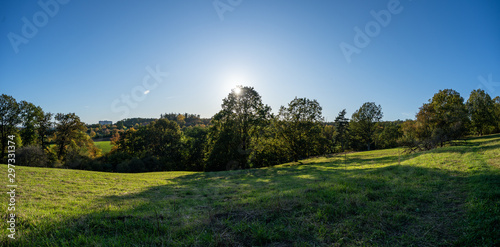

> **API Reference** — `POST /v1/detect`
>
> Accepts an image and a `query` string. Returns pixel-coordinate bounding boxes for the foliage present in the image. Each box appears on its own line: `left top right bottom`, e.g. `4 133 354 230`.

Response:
374 120 403 149
114 119 183 171
50 113 98 170
277 97 324 161
37 111 53 152
160 112 210 128
404 89 469 151
0 94 21 163
19 101 43 146
350 102 383 151
467 89 497 135
115 117 157 128
182 126 208 171
250 120 289 167
205 86 272 170
495 96 500 132
54 113 92 160
334 109 350 152
3 87 499 173
17 145 50 167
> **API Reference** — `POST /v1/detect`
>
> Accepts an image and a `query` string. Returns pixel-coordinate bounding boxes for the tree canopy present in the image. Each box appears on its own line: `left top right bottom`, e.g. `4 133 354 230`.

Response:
350 102 383 151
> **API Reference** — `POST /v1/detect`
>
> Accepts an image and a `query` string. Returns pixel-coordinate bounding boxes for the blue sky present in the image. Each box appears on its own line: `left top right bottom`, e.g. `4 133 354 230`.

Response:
1 0 499 124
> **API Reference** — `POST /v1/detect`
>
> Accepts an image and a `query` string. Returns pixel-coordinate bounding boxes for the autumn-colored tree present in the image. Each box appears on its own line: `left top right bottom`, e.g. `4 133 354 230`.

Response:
54 113 88 160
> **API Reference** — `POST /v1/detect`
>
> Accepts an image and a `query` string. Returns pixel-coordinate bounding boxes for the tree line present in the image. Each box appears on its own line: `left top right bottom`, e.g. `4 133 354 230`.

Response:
1 87 499 172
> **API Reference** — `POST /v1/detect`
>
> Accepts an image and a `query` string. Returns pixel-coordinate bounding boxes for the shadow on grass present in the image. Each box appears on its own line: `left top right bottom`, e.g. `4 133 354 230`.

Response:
6 135 500 246
9 158 500 246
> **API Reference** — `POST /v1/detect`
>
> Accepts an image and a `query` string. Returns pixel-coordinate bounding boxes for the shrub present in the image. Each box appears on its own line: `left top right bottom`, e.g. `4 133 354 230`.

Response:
17 145 49 167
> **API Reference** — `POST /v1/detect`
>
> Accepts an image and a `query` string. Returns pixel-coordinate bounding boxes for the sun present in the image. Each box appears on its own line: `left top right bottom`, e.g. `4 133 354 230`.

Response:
233 87 242 95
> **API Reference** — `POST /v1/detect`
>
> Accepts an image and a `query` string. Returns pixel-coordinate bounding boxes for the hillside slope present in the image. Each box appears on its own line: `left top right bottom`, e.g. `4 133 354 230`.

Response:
1 135 499 246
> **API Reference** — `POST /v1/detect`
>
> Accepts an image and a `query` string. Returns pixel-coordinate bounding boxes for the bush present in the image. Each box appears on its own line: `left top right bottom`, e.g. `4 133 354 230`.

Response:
17 145 49 167
105 151 132 171
116 161 130 173
116 157 145 173
142 155 162 172
64 150 91 170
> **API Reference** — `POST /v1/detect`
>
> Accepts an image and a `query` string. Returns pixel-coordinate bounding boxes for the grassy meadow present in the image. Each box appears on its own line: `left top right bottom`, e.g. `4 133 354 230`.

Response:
94 140 113 154
1 135 499 246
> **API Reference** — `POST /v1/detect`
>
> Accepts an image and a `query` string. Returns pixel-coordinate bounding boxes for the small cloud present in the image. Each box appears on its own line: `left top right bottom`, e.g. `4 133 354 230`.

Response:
144 90 150 95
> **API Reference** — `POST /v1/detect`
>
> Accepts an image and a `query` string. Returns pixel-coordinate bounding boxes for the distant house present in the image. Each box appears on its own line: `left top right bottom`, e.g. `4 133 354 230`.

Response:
99 120 113 125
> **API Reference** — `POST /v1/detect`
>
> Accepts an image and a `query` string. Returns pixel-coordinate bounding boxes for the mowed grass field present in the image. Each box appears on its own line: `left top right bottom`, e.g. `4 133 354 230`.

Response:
94 140 113 154
1 135 499 246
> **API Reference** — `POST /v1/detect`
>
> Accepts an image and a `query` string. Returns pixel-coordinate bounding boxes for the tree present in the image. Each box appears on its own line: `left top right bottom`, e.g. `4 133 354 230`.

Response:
467 89 496 135
176 114 186 128
334 109 349 152
350 102 383 151
114 119 183 171
428 89 468 146
37 112 53 152
495 96 500 133
116 121 124 130
17 145 49 167
204 119 240 171
205 86 271 170
19 101 43 146
277 97 323 162
0 94 21 163
54 113 87 160
405 89 469 151
145 119 183 169
183 126 208 171
374 121 403 149
250 119 289 167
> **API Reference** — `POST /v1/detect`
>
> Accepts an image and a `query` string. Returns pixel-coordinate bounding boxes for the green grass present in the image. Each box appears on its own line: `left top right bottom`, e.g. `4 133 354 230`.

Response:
94 141 113 154
1 135 499 246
